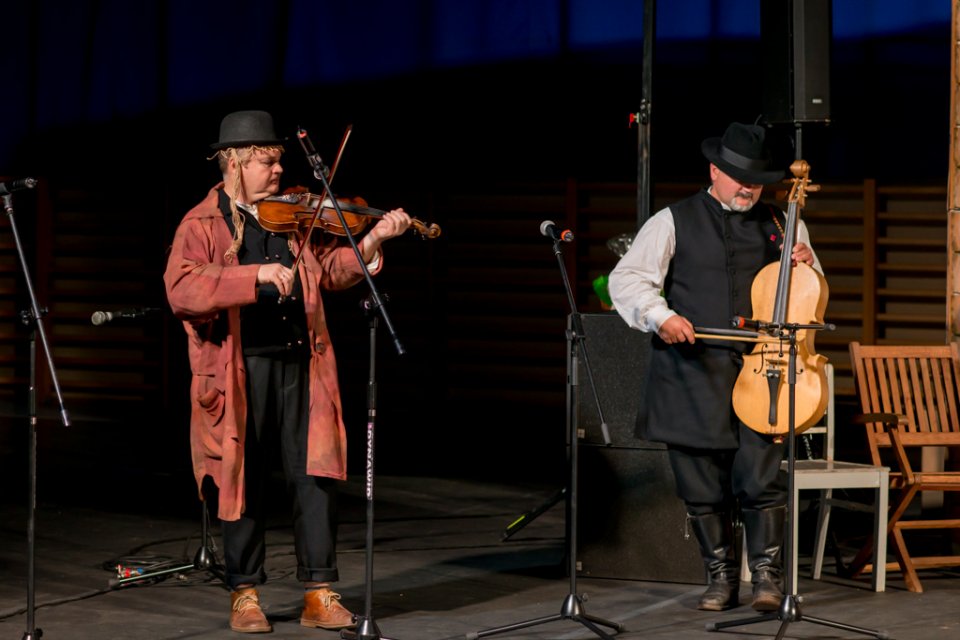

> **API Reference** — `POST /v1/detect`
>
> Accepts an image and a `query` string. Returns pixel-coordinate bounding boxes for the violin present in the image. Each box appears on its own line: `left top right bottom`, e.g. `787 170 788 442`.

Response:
258 186 441 240
729 159 830 437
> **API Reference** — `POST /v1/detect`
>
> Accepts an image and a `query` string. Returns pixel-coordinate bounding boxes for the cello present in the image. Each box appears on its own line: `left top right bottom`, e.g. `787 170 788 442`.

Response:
729 159 829 438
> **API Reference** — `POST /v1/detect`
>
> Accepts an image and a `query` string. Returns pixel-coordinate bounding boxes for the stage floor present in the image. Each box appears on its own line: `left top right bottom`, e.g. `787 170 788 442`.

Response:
1 475 957 640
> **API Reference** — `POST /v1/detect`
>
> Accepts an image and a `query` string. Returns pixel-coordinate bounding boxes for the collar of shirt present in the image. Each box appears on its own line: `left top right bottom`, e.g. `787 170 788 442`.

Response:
706 186 733 212
236 201 259 220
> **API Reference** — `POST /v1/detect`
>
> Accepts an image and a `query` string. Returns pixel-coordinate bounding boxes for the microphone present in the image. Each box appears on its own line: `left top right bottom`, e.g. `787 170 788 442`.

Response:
540 220 574 243
731 316 783 334
0 177 37 195
297 127 329 178
731 316 771 331
732 315 837 333
91 307 162 326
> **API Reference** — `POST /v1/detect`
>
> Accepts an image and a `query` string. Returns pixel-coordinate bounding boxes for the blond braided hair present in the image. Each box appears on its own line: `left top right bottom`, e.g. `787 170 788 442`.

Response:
213 145 285 260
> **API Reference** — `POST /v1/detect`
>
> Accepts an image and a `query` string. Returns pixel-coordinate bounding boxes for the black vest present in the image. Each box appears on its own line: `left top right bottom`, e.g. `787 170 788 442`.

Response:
218 190 310 356
639 189 784 449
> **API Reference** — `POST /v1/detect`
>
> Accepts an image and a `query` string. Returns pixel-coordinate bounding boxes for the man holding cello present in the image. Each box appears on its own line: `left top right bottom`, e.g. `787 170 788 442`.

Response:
164 110 410 633
608 122 821 613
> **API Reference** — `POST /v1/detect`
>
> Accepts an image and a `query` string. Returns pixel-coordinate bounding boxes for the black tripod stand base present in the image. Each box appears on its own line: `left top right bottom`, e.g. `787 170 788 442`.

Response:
341 616 396 640
468 593 622 640
705 595 890 639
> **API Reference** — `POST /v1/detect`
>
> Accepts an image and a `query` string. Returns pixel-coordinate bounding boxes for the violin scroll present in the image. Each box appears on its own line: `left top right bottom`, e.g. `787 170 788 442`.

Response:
411 219 441 239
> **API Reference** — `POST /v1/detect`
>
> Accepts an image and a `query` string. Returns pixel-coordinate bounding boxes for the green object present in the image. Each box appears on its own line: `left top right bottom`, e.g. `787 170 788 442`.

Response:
592 274 613 308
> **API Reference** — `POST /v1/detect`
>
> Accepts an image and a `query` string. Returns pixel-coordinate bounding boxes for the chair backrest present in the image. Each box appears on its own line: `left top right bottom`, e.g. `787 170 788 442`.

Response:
848 342 960 466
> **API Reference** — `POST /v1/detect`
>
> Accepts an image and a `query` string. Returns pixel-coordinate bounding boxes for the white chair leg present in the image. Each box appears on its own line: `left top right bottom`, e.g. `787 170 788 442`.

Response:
873 470 889 592
812 488 832 580
741 534 751 582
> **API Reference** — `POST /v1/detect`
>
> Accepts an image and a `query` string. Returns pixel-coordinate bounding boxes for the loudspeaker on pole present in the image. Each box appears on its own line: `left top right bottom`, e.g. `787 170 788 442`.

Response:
761 0 832 124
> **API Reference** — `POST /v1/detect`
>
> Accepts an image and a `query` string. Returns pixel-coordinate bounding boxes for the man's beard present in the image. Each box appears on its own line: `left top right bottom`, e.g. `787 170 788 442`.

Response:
727 191 756 212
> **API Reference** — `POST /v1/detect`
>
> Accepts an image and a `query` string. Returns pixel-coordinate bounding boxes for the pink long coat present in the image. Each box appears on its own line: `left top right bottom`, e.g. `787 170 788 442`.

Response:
163 185 379 521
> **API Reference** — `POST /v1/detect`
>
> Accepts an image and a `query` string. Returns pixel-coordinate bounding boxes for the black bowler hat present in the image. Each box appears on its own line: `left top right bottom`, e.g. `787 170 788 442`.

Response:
210 110 285 151
701 122 784 185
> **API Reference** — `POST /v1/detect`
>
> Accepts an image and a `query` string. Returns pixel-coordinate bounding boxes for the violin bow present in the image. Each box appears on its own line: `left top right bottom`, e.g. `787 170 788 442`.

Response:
291 124 353 271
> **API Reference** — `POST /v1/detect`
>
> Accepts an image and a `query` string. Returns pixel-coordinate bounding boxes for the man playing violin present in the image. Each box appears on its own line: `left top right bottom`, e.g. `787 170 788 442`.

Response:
164 110 411 633
608 122 821 613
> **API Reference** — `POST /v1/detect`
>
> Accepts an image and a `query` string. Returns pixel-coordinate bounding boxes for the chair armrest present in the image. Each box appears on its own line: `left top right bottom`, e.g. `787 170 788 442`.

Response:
853 412 905 468
853 412 904 429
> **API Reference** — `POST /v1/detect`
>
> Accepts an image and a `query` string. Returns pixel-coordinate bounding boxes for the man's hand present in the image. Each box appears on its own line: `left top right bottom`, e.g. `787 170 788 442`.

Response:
657 315 696 345
791 242 815 267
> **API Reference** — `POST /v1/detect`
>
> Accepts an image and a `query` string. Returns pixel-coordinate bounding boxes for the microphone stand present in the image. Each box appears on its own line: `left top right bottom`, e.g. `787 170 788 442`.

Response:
501 226 611 541
106 496 224 588
5 191 71 640
296 128 403 640
344 294 392 640
468 234 622 640
706 322 887 640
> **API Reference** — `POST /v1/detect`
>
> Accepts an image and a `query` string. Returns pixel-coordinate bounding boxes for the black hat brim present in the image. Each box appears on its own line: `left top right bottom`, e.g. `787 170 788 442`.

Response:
701 137 784 185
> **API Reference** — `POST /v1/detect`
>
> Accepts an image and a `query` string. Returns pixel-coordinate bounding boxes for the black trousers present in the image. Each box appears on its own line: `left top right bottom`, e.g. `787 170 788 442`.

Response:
222 352 339 589
666 423 786 516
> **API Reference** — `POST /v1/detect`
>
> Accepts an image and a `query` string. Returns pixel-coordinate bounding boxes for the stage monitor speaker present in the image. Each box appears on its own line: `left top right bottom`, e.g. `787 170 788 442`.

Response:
573 313 652 448
577 444 705 584
572 313 704 584
761 0 832 124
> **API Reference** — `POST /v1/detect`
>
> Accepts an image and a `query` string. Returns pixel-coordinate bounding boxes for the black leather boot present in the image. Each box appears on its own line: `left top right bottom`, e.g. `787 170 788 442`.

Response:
689 512 740 611
742 506 786 612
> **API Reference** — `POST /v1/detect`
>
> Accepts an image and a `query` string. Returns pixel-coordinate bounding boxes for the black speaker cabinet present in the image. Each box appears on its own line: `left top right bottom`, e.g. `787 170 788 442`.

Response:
574 312 650 448
577 444 705 584
761 0 832 123
572 313 704 583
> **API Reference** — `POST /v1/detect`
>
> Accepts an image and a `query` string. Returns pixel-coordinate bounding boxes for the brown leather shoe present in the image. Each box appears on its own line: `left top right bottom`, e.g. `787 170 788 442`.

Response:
300 587 356 630
230 588 272 633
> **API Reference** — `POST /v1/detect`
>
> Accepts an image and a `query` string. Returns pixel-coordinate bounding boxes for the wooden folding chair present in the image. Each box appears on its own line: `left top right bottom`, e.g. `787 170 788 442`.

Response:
848 341 960 593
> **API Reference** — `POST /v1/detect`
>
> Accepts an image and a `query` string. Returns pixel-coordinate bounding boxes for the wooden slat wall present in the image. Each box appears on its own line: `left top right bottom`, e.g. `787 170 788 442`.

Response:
0 179 170 413
0 178 947 418
949 2 960 340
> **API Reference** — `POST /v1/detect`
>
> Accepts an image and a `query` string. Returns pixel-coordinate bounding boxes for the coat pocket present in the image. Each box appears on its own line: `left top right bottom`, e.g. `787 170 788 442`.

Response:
195 375 225 424
192 374 226 459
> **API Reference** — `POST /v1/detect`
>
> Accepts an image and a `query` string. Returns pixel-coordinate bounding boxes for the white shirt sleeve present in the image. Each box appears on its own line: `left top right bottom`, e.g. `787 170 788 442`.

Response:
608 207 677 333
796 219 823 275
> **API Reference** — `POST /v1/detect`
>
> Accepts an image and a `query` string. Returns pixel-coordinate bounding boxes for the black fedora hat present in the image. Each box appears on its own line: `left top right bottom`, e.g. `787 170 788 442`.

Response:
701 122 784 185
210 110 285 151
